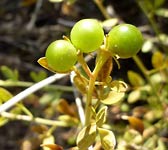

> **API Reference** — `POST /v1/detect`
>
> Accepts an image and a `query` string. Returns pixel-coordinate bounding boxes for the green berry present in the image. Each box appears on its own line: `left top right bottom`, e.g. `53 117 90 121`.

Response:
70 19 104 53
107 24 143 58
45 40 77 73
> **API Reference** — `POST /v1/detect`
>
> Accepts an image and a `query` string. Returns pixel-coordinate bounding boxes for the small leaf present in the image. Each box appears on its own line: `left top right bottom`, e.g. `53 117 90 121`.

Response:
127 70 145 87
155 8 168 18
30 71 47 82
127 90 141 104
141 40 154 53
76 123 97 150
122 116 144 134
0 66 19 81
49 0 63 3
98 128 116 150
73 75 88 94
41 144 63 150
154 0 165 8
58 115 79 126
100 90 125 105
96 106 107 127
42 135 55 150
97 56 113 82
38 57 57 73
151 51 164 68
56 99 77 117
0 87 13 104
102 18 119 31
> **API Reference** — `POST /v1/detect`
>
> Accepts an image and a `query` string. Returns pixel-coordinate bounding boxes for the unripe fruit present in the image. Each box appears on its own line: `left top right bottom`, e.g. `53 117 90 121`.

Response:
107 24 143 58
45 40 77 72
70 19 104 53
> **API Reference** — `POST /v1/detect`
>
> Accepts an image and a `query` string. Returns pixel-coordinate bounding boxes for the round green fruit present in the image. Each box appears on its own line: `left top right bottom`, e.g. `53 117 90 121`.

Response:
70 19 104 53
45 40 77 73
107 24 143 58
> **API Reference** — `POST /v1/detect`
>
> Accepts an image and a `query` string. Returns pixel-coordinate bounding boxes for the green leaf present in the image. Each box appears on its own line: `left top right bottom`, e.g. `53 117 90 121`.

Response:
30 71 47 82
155 8 168 18
0 87 13 104
96 106 107 127
98 128 116 150
77 123 97 150
127 70 145 87
128 90 141 104
142 40 154 53
42 135 55 150
151 51 164 69
154 0 165 8
49 0 63 3
0 66 19 81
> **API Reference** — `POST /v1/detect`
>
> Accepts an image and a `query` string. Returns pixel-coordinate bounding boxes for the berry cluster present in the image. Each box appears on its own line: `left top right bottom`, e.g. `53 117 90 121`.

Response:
45 19 143 73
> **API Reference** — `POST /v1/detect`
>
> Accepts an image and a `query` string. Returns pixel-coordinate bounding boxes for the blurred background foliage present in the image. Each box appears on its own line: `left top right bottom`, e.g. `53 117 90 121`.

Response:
0 0 168 149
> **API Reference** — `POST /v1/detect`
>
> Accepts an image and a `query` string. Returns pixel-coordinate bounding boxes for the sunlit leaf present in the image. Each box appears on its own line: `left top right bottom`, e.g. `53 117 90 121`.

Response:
41 144 63 150
42 135 55 150
128 90 141 104
102 18 119 31
98 128 116 150
100 90 125 105
20 0 37 7
127 70 145 87
151 51 164 68
76 123 97 150
122 116 144 134
141 40 154 53
58 115 79 126
0 87 13 104
96 106 107 127
155 8 168 18
49 0 63 3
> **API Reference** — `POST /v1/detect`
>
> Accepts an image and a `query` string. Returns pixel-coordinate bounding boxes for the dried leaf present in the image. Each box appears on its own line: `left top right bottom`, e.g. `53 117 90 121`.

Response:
77 123 97 150
122 116 144 134
98 128 116 150
127 70 145 87
73 75 88 94
56 99 77 117
96 106 107 127
41 144 63 150
151 51 164 68
42 135 55 150
97 56 113 82
38 57 56 73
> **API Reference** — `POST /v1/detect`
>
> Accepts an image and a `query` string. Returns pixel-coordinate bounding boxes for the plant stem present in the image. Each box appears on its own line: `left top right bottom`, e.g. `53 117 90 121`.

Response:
0 74 66 113
0 80 73 92
85 51 110 126
94 0 111 19
0 112 73 127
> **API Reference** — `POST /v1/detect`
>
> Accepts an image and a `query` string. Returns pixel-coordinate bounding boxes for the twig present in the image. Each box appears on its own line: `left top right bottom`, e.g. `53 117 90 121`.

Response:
0 112 71 127
70 71 85 126
26 0 43 30
0 74 67 113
